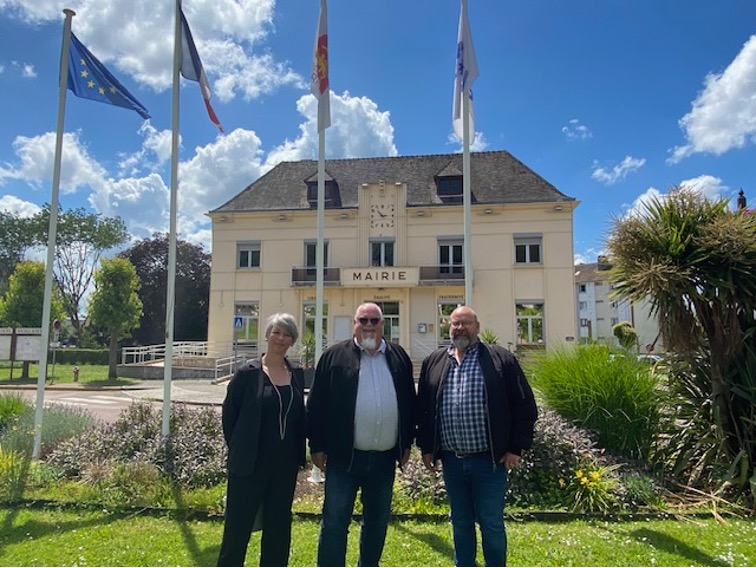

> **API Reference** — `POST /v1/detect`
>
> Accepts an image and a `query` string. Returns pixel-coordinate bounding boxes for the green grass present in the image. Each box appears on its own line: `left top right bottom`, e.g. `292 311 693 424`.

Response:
0 506 753 566
0 363 135 386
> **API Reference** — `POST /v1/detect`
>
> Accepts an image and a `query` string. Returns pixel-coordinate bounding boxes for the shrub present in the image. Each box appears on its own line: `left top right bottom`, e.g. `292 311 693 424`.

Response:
396 448 447 513
560 458 621 513
54 349 111 365
528 344 661 459
47 401 227 488
0 394 27 432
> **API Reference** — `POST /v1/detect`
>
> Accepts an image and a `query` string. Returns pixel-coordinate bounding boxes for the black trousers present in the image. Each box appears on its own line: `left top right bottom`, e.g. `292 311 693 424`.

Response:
217 461 299 566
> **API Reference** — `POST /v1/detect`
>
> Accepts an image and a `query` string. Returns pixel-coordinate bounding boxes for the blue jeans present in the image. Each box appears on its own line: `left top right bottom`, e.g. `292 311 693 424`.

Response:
440 452 508 567
317 450 396 567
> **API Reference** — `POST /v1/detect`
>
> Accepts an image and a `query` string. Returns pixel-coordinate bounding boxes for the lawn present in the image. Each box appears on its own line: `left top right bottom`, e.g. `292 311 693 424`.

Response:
0 505 753 566
0 362 134 386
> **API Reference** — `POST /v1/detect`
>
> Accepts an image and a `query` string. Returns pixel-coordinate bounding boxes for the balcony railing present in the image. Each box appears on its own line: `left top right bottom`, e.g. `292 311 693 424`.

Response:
291 266 341 286
418 265 465 285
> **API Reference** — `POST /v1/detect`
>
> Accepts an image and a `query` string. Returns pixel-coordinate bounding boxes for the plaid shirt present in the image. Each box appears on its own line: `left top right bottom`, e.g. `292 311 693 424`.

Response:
438 342 489 454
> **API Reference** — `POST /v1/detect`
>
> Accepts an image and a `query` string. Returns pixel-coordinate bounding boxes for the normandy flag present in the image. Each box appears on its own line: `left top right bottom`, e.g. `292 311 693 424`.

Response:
67 33 150 119
452 0 478 140
311 0 330 132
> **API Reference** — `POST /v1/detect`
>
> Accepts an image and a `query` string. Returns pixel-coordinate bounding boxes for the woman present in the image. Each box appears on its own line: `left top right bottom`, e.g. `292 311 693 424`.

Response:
218 313 306 567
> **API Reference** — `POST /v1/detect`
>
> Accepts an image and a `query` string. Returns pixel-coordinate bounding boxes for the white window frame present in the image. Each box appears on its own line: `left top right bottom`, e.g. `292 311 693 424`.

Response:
237 242 261 269
516 301 544 345
514 233 542 265
370 239 395 267
438 237 464 274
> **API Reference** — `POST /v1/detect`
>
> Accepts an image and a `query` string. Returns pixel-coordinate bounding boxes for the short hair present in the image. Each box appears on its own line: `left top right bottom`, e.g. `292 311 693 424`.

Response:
354 302 383 321
265 313 299 343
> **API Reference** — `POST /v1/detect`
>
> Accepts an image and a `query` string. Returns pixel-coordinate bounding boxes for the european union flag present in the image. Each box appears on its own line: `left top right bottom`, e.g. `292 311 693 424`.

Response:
67 33 150 120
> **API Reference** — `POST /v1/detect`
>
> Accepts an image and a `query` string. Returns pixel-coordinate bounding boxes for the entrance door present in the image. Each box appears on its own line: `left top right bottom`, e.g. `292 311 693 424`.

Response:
374 301 400 343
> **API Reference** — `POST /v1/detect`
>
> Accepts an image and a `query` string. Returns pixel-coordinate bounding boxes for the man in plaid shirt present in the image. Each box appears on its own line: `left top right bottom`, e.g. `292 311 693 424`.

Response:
417 306 537 567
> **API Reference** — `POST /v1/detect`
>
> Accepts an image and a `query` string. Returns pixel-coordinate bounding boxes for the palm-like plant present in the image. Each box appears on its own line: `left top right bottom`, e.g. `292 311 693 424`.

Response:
607 188 756 500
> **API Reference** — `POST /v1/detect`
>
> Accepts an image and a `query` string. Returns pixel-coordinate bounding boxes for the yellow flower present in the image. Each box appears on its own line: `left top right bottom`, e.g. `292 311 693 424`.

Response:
559 478 566 488
575 470 584 479
590 470 601 481
580 476 590 486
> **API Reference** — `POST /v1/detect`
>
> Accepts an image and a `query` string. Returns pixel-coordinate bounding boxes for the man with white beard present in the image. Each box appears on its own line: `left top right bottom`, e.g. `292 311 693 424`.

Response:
306 302 416 567
416 305 537 567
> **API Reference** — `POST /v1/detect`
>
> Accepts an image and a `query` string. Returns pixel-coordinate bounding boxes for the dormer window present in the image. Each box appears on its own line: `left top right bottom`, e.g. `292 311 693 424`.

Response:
437 176 463 200
306 179 341 208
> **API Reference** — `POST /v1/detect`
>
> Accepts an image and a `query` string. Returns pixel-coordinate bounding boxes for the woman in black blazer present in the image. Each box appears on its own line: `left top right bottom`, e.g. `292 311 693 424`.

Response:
218 313 306 567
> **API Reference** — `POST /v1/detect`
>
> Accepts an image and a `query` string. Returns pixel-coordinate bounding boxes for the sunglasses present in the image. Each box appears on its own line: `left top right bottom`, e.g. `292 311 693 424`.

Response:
357 317 382 326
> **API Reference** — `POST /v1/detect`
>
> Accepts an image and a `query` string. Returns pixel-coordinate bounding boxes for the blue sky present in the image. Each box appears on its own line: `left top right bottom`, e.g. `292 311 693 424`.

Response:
1 0 755 265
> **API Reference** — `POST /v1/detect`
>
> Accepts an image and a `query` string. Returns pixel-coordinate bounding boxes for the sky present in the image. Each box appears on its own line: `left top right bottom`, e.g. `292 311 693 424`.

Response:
1 0 755 266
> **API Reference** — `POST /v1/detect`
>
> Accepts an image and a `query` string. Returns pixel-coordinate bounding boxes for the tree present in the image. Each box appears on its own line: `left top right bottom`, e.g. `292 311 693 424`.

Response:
607 188 756 500
0 211 37 294
0 261 65 378
612 321 637 351
87 258 143 378
32 206 130 338
119 233 210 345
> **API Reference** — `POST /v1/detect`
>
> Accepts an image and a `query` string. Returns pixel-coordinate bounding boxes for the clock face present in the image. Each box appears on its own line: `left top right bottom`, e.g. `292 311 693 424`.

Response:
370 203 395 228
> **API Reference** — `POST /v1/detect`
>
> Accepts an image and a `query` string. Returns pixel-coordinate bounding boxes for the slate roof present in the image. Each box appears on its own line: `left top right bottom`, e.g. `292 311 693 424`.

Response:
574 262 612 284
211 150 576 213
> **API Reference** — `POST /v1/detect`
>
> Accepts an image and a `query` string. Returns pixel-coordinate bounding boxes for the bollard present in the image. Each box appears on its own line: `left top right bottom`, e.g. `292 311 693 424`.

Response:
73 366 80 382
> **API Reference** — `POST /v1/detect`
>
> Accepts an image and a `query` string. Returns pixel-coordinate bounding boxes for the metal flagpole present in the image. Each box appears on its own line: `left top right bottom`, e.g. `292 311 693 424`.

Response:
33 8 76 459
162 0 183 436
462 87 472 306
315 129 325 363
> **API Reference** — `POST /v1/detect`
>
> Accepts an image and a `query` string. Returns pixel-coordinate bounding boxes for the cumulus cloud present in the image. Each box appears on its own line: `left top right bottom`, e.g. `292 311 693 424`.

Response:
669 34 756 163
562 118 592 141
0 194 41 217
265 90 398 167
0 0 299 102
623 175 727 220
591 155 646 185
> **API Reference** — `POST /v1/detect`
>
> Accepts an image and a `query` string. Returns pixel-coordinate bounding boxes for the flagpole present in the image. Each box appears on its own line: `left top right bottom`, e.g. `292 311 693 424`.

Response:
461 0 473 306
32 8 76 459
162 0 182 436
315 130 325 363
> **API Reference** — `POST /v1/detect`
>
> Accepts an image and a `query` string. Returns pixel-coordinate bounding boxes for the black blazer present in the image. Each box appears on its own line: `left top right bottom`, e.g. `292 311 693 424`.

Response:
222 359 307 475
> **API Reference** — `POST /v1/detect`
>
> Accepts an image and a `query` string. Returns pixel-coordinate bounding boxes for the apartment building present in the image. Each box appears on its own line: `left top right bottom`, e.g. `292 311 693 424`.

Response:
207 150 579 360
575 257 662 352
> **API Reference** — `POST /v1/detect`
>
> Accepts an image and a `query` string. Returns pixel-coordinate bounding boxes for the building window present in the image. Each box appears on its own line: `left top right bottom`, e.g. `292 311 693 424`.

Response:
437 301 460 346
579 301 588 311
439 239 463 274
436 176 462 200
303 302 329 340
306 180 341 208
305 240 329 268
610 317 619 326
516 302 544 344
237 242 260 268
370 240 395 267
234 302 259 345
579 284 586 293
514 234 542 264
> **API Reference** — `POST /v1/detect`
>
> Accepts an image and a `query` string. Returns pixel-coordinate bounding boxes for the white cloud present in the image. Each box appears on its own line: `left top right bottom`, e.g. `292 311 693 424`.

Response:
562 118 592 141
0 194 41 217
0 132 108 194
265 90 398 167
624 175 727 219
591 155 646 185
0 0 299 102
669 34 756 163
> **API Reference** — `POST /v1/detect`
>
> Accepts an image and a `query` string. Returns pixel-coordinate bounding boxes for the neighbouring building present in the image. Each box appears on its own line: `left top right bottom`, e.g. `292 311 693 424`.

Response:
207 150 579 361
575 256 662 352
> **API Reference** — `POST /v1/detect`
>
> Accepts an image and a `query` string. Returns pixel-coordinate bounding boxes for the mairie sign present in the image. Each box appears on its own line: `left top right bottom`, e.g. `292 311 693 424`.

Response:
342 267 418 287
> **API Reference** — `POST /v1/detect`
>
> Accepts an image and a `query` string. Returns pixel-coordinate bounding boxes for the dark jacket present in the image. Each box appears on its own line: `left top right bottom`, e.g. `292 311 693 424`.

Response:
222 359 307 475
416 343 537 463
306 339 416 469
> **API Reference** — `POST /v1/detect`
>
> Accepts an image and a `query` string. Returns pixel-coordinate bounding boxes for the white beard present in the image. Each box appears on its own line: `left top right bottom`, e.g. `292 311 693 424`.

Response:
360 337 378 351
452 335 471 350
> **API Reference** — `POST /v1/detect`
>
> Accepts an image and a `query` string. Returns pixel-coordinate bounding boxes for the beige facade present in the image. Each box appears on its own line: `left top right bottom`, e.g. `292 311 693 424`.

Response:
208 152 579 360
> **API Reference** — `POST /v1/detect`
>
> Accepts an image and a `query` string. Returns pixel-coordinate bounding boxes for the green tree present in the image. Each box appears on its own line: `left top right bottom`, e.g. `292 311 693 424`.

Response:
0 261 65 378
32 206 130 339
87 258 143 378
118 233 210 345
612 321 637 351
607 188 756 500
0 211 37 294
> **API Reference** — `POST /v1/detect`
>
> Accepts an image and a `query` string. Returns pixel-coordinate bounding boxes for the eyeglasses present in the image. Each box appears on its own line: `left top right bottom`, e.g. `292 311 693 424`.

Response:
357 317 381 326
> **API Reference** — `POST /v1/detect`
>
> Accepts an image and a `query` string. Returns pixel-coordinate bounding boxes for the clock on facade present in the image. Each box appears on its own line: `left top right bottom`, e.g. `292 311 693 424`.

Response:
370 203 395 228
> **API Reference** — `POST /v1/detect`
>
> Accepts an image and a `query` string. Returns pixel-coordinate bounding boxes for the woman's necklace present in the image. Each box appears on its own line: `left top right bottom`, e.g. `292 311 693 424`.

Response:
270 374 293 440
